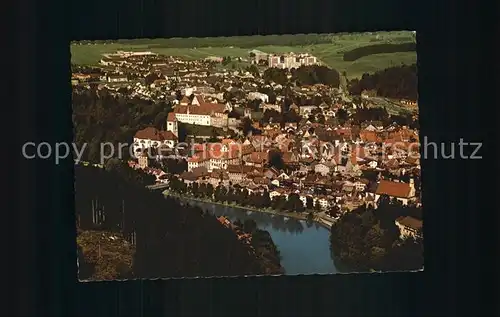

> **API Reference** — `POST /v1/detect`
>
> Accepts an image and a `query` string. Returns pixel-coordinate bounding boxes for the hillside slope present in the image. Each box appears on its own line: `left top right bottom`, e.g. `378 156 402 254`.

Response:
77 229 135 280
75 163 282 279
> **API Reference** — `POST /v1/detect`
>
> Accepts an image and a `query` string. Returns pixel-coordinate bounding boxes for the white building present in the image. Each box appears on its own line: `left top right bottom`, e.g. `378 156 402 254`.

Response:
314 197 329 210
260 103 282 113
395 216 422 239
269 190 282 200
187 143 241 172
107 75 128 82
133 127 178 155
248 92 269 103
299 105 318 117
171 97 228 127
268 53 318 69
173 107 211 126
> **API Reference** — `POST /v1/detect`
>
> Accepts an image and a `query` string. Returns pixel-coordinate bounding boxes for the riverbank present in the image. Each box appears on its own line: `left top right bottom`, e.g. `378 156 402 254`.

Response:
180 194 341 274
211 212 283 274
164 191 334 229
246 227 284 275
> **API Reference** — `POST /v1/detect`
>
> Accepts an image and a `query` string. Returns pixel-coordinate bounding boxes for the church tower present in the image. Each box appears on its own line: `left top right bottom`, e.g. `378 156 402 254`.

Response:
166 113 178 137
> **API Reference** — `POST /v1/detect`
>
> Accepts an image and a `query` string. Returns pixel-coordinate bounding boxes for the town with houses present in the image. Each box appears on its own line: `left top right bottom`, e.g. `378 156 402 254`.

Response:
73 48 422 244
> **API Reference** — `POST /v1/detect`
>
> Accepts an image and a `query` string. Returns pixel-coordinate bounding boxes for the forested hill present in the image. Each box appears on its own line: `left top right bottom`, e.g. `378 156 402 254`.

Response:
76 163 281 279
348 64 417 100
72 89 173 163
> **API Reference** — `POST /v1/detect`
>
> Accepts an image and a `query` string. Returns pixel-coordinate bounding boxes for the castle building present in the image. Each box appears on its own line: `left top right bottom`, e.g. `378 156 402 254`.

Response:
169 94 230 127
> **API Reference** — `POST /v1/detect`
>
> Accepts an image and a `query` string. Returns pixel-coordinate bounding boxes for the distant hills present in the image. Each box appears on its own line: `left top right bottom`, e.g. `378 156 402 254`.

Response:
70 31 416 79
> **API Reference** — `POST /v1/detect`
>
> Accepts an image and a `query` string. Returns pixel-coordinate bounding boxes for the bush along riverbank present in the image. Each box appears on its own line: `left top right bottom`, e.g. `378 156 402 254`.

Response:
179 201 284 274
232 218 284 275
163 190 284 274
329 200 423 273
166 176 333 227
166 190 308 220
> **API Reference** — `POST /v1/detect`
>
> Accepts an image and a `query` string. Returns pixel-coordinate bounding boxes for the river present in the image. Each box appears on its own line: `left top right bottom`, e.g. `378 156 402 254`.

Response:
185 199 341 275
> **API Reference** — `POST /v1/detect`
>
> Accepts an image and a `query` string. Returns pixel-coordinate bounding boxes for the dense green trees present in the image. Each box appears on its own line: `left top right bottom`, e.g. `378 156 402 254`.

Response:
260 109 301 126
238 219 283 274
263 65 341 87
271 195 287 211
76 165 282 279
343 43 416 62
336 108 349 124
170 175 314 214
350 107 417 128
348 64 417 100
239 117 255 136
72 89 174 163
285 193 305 213
161 158 188 174
291 65 340 87
353 107 389 124
89 34 333 49
306 196 314 210
330 201 423 272
263 68 288 85
268 149 285 170
245 64 260 77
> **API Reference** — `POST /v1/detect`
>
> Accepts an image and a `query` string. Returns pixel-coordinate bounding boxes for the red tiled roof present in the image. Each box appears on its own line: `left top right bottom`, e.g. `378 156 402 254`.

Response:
193 95 205 104
360 130 378 143
167 112 177 122
336 128 352 136
375 180 412 198
227 165 264 174
396 216 422 231
385 158 400 169
253 177 269 185
241 144 255 155
190 142 244 161
173 103 226 116
134 127 177 141
350 145 367 164
282 152 299 163
246 151 268 164
187 156 208 163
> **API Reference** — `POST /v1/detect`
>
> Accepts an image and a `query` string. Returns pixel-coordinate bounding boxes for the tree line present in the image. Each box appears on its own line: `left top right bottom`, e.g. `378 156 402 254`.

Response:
351 107 419 129
169 175 339 217
330 196 423 272
263 65 340 87
108 34 334 49
76 162 282 279
250 106 418 133
348 64 418 100
72 88 174 163
261 63 416 100
343 43 416 61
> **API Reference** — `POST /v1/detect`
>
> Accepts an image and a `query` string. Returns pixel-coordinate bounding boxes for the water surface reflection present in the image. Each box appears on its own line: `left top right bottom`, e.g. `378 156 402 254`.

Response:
187 200 339 275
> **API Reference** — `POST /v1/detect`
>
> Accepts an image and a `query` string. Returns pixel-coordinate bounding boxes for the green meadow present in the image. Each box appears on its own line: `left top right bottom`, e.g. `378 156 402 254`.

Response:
71 31 417 79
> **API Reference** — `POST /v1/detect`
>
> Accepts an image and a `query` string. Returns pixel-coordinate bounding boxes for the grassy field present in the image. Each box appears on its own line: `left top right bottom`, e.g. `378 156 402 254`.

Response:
71 31 416 79
368 97 416 116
